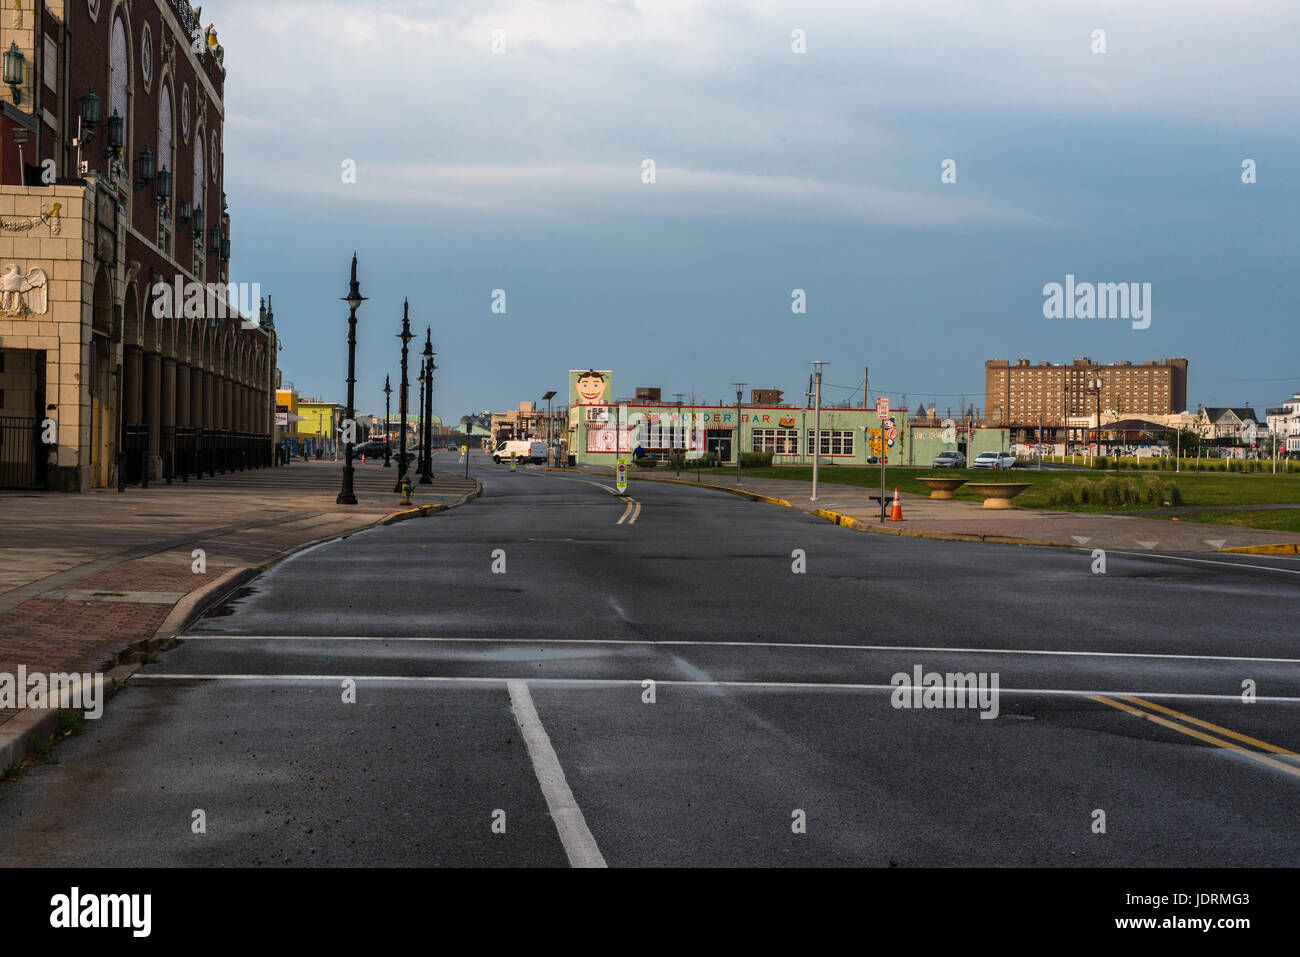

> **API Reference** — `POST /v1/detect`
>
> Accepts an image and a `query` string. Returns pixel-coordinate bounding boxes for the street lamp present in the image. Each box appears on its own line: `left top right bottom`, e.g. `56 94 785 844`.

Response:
4 42 24 105
732 382 747 484
336 252 366 505
394 299 413 492
383 375 392 467
1089 376 1104 461
103 109 124 159
134 145 155 191
421 328 436 484
417 356 426 482
541 390 557 465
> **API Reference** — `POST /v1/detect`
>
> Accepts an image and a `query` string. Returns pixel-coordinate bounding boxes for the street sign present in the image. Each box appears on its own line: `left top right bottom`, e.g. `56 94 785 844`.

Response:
876 397 890 419
615 458 628 494
509 451 517 471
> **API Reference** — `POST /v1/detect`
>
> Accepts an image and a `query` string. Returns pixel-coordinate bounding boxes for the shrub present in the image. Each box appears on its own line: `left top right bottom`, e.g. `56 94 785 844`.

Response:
739 451 774 468
674 452 719 470
1095 455 1110 469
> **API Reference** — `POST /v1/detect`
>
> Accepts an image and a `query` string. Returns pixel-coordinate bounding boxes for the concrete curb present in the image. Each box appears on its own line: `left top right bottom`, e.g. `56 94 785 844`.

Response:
0 481 483 773
807 506 1066 547
1218 543 1300 555
0 663 137 776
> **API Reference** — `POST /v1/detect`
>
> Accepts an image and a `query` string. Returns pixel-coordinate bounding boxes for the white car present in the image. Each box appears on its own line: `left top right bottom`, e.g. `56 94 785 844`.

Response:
492 440 547 464
970 451 1017 469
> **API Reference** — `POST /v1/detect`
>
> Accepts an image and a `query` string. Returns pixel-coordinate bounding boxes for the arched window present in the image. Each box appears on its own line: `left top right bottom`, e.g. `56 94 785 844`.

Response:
158 83 174 253
193 135 205 213
159 84 173 187
110 17 129 145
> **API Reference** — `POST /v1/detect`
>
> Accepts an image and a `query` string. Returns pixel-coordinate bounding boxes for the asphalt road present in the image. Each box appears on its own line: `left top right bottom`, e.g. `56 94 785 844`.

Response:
2 451 1298 867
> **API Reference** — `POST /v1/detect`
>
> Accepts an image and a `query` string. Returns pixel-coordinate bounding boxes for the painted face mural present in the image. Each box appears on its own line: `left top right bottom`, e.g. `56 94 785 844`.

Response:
569 369 612 406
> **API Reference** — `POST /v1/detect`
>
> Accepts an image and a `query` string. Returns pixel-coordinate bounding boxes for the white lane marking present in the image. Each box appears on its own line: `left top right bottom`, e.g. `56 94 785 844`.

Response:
175 635 1300 665
505 680 606 868
127 674 1300 703
1107 550 1300 576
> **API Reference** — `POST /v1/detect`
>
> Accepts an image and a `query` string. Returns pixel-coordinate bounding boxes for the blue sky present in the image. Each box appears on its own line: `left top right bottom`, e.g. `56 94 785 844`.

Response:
215 0 1300 421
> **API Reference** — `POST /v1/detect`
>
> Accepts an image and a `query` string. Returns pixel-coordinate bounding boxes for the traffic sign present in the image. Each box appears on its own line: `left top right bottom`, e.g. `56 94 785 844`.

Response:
876 397 890 419
615 458 628 494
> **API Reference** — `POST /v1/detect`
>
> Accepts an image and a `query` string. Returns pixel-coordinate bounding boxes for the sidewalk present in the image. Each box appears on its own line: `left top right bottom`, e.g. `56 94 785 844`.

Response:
0 459 480 750
563 466 1300 553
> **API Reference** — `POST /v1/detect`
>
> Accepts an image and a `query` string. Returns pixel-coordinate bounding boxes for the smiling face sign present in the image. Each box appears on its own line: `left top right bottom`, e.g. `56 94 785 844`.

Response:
570 369 612 406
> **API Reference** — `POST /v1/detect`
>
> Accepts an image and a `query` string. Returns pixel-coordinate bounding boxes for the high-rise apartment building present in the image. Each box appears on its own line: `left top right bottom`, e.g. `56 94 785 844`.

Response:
985 357 1188 437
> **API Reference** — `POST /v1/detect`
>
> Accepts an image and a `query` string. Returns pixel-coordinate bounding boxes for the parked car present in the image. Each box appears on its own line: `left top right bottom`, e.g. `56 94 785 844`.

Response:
971 451 1017 469
352 440 388 459
492 439 547 464
932 451 966 468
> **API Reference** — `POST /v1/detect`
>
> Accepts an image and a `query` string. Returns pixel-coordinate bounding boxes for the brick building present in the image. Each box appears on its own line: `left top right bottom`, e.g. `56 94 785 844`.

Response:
985 357 1188 443
0 0 275 490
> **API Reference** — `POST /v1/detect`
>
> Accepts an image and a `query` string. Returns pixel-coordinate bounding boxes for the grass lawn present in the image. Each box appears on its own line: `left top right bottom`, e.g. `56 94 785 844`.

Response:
1172 509 1300 533
689 465 1300 512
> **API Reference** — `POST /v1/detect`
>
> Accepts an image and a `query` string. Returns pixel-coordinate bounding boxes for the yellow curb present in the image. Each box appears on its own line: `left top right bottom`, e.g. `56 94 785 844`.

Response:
1218 543 1300 555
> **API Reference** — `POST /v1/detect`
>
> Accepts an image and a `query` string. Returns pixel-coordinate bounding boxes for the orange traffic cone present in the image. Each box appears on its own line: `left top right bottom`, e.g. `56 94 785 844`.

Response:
888 487 904 521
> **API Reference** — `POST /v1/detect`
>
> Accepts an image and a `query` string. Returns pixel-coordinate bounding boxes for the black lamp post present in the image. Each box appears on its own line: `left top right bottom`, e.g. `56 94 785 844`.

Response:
336 252 366 505
394 299 413 492
383 375 392 467
421 327 435 484
417 357 426 480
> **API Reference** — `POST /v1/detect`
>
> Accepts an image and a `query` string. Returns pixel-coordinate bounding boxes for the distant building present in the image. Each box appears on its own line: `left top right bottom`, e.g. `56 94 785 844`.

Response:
1266 393 1300 452
750 388 784 406
985 357 1188 443
1201 406 1260 441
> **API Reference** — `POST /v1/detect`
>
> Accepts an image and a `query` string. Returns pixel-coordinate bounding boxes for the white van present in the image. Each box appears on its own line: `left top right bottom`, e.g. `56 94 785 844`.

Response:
492 439 547 464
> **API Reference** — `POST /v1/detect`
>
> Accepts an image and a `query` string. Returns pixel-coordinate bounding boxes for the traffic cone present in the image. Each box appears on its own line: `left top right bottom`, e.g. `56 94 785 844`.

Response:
888 487 904 521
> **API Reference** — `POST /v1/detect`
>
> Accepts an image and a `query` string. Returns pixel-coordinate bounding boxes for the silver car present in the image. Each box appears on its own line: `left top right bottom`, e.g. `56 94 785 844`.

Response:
932 451 966 468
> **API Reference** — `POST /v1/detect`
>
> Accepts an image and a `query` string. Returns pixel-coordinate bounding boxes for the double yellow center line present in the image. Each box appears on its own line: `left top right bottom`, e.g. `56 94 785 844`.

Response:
1091 694 1300 778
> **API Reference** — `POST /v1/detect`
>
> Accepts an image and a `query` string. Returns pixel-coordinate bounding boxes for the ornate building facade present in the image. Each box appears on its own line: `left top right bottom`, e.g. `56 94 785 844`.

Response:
0 0 276 490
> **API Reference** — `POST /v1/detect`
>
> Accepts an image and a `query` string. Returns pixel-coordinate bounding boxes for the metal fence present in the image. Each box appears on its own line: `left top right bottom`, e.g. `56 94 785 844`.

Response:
119 427 274 486
0 415 41 489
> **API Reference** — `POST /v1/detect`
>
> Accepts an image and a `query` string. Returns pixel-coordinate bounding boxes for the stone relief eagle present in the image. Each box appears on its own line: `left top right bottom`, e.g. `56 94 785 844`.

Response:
0 265 49 315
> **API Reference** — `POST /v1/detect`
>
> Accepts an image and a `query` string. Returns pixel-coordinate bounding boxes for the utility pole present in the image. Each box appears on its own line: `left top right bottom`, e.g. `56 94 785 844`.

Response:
672 393 685 477
732 382 747 484
810 362 828 501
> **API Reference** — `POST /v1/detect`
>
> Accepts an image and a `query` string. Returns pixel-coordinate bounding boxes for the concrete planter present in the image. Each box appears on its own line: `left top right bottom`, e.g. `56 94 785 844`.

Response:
965 482 1033 509
917 477 968 499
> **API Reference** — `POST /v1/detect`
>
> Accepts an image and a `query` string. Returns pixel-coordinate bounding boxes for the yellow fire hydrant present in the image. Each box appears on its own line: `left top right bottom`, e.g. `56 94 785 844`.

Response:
400 474 413 505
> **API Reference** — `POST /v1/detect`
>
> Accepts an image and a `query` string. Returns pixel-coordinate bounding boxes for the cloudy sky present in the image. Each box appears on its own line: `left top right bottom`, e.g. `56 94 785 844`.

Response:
217 0 1300 421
